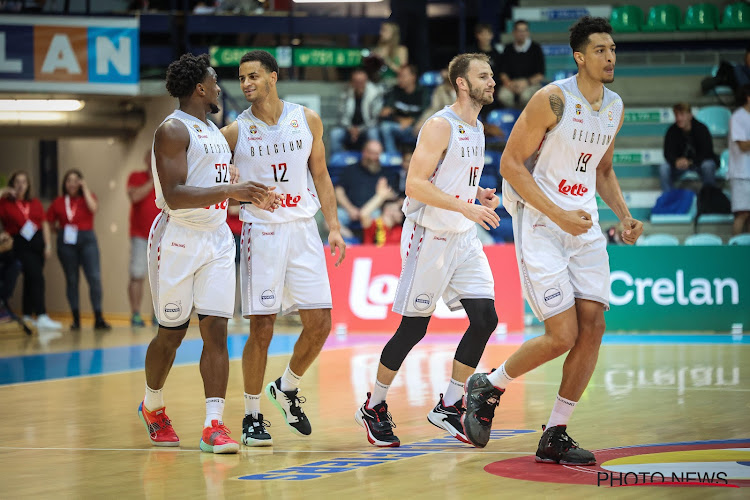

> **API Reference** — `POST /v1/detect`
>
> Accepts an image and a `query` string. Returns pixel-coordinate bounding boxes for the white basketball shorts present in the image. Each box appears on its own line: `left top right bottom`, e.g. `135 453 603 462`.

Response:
392 221 494 317
512 202 610 321
240 217 332 316
148 213 236 327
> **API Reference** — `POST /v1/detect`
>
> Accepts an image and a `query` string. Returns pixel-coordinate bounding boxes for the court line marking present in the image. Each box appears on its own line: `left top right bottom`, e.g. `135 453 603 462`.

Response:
0 445 532 454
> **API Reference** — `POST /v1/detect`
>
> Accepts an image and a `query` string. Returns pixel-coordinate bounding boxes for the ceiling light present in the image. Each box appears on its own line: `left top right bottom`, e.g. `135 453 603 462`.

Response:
0 99 85 112
0 111 68 122
293 1 381 3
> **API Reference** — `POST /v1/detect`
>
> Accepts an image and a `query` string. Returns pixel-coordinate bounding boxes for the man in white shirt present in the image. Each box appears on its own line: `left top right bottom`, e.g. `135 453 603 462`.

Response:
729 84 750 235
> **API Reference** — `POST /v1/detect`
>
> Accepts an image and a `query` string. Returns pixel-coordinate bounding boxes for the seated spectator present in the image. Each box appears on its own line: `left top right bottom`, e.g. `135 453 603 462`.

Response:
334 139 399 237
729 85 750 235
497 20 545 109
659 102 717 192
361 186 404 247
329 68 382 154
470 24 503 76
369 21 409 85
414 67 456 131
378 65 430 154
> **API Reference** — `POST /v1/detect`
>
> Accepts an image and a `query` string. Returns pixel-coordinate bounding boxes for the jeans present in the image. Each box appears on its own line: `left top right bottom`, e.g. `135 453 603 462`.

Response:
659 159 717 192
329 126 380 154
379 121 417 154
57 230 103 313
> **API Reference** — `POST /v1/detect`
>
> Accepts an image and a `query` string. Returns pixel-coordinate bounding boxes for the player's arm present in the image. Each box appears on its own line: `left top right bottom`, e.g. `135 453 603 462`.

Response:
305 107 346 266
500 85 591 236
154 119 269 209
405 117 499 229
596 109 642 245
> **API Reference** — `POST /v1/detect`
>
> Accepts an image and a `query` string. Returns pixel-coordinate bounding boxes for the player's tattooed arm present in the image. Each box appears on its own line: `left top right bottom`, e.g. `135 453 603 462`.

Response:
549 95 564 124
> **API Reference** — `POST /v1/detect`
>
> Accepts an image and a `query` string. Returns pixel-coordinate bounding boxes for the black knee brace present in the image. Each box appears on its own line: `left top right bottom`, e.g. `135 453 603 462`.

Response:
379 315 431 371
454 299 498 368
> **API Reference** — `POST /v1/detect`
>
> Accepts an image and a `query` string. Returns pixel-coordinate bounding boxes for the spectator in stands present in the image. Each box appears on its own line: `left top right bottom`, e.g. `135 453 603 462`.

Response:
361 184 404 247
729 85 750 235
378 65 430 154
659 102 717 192
735 44 750 90
47 169 110 331
329 68 383 154
370 21 409 85
0 171 61 330
497 20 545 109
334 139 399 237
126 151 160 328
471 24 503 76
414 67 456 132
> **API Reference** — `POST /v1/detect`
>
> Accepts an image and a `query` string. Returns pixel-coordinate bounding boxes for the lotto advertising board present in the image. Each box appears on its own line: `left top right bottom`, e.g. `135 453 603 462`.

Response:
326 244 524 333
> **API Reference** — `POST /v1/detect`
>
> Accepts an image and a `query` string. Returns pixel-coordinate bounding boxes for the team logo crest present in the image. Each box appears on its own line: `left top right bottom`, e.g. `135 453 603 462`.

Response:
290 120 299 128
575 103 582 116
608 110 614 121
249 124 258 135
457 124 466 134
192 124 203 133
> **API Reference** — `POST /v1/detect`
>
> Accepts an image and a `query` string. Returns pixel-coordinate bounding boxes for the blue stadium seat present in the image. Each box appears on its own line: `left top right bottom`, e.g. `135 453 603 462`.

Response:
419 71 443 88
484 150 502 171
379 152 403 168
636 233 680 246
717 149 729 179
684 233 723 246
729 233 750 245
487 109 521 140
695 106 731 137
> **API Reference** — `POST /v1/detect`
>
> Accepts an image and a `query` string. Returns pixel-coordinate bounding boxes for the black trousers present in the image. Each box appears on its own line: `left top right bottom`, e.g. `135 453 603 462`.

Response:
13 231 46 316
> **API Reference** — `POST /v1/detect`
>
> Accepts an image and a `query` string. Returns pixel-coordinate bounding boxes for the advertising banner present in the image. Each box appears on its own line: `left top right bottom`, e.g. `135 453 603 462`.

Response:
0 15 139 94
326 244 524 333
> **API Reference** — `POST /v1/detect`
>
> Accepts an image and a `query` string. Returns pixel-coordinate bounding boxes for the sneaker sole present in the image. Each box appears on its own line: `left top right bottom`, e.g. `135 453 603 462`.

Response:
459 412 487 449
264 381 310 437
200 439 239 454
241 434 273 447
427 411 470 444
354 407 400 447
138 405 179 447
534 456 596 466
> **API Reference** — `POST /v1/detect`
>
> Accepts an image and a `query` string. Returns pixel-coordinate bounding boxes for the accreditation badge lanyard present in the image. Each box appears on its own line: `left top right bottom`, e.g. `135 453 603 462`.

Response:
17 201 38 241
63 195 79 245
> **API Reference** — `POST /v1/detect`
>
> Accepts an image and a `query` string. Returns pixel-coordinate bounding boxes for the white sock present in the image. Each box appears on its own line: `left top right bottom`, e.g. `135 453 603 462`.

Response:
442 378 465 407
368 380 390 409
546 394 577 429
487 361 514 390
144 384 164 411
244 393 261 417
279 365 302 392
205 397 225 427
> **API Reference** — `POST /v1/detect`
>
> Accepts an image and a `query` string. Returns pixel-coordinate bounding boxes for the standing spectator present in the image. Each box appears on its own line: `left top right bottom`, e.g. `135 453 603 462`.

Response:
360 178 404 246
497 20 545 109
471 24 503 76
329 68 383 154
0 171 61 330
729 85 750 235
335 139 399 235
414 67 456 131
47 169 110 331
127 151 160 327
370 21 409 85
378 65 430 154
659 103 717 192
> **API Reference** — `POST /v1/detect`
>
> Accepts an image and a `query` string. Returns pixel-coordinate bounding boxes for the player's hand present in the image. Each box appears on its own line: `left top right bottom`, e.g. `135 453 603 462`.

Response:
555 209 593 236
328 229 346 267
232 181 274 205
620 216 643 245
477 187 500 210
229 164 240 184
460 203 500 230
257 191 282 212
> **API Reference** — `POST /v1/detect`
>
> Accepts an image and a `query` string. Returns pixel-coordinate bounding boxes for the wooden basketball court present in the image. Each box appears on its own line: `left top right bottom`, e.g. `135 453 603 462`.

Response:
0 323 748 498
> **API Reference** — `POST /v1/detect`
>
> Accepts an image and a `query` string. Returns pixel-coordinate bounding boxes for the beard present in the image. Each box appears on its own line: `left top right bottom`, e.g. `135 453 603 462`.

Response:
209 103 220 114
467 80 494 106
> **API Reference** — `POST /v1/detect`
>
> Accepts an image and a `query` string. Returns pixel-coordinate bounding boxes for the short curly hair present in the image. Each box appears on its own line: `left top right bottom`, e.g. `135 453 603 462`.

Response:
165 53 211 99
569 16 612 54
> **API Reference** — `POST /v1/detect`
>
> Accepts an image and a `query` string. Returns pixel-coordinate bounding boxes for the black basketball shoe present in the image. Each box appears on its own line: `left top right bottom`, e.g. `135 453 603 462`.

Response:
535 425 596 465
355 393 400 447
462 373 504 448
241 413 273 447
427 395 470 444
265 378 311 436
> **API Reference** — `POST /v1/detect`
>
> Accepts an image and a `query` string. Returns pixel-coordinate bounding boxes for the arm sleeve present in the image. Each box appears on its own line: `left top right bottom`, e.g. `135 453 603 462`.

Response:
696 123 715 162
663 126 678 166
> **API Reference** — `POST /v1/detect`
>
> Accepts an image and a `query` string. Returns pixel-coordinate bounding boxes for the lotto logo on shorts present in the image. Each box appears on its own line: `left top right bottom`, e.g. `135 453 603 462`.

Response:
164 302 182 320
414 294 432 311
544 288 563 307
260 289 276 307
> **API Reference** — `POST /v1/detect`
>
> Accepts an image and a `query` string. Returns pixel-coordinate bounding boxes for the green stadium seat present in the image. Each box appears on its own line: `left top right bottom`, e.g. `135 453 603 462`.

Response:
719 2 750 30
729 233 750 245
642 4 681 32
680 3 719 31
684 233 723 246
636 233 680 246
610 5 643 33
717 149 729 179
695 106 731 137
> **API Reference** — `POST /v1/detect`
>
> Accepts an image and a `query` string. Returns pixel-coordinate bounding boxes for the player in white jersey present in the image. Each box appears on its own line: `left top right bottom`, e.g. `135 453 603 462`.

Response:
138 53 279 454
354 53 502 447
220 50 346 446
463 18 643 462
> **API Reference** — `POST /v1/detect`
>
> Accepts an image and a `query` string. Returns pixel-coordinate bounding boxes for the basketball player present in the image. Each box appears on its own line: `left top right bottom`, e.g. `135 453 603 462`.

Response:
354 53 502 447
221 50 346 447
138 53 279 454
463 17 643 464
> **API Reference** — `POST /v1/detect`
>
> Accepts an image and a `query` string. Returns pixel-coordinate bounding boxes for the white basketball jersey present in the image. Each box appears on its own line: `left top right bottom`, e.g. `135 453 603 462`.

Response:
403 106 485 233
233 101 320 223
151 110 232 228
503 75 623 222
